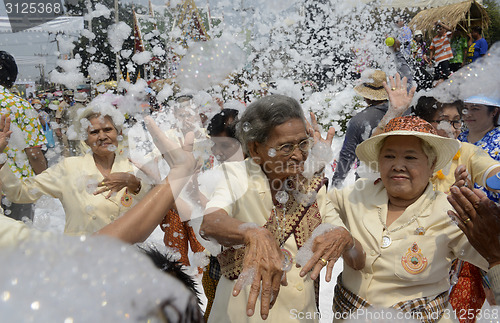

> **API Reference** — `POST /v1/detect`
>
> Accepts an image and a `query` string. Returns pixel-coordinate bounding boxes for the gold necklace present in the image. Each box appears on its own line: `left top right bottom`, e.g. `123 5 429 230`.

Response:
378 193 435 248
272 205 287 246
272 194 294 272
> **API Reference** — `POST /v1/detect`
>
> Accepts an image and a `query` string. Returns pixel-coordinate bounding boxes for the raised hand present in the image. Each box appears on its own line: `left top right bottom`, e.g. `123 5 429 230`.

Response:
447 186 500 268
383 73 416 113
144 116 197 179
453 164 473 189
306 111 335 146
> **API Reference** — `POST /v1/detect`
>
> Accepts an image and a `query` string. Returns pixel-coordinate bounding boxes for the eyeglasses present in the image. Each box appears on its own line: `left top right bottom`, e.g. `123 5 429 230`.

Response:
431 119 463 130
274 138 313 156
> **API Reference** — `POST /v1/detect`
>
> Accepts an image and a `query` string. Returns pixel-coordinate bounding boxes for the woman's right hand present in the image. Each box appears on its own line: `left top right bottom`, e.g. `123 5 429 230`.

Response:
0 115 13 154
298 227 354 281
448 186 500 268
233 227 286 320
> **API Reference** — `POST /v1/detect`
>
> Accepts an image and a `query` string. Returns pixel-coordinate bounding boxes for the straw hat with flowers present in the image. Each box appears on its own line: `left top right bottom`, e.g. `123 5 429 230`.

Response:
356 116 460 172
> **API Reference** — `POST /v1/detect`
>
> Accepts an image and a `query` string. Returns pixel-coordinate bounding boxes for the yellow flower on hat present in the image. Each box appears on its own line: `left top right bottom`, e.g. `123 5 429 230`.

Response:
435 170 446 180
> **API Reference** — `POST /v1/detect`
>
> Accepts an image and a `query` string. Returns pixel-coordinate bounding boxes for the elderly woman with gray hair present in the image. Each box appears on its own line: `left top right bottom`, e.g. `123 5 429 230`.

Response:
200 94 365 322
0 96 149 236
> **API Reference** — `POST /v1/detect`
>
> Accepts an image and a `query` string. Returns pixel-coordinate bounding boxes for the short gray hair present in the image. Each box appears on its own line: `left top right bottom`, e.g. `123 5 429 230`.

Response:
236 94 306 155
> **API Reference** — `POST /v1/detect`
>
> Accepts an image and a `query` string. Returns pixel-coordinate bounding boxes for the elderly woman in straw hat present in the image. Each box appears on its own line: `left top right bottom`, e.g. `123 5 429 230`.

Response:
200 94 365 322
330 116 488 322
0 95 149 236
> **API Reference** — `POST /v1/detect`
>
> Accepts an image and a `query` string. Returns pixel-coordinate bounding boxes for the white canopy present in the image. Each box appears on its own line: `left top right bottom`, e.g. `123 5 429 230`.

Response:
0 16 84 33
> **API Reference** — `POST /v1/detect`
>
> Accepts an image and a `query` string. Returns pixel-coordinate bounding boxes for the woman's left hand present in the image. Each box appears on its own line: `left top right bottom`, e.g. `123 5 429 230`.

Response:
453 164 473 189
298 227 352 281
95 172 141 198
306 112 335 146
383 73 416 113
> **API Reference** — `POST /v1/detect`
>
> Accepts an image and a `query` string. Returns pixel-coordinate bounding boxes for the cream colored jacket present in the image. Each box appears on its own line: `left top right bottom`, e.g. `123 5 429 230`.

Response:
206 158 345 323
0 152 149 236
0 215 54 248
329 178 488 309
432 142 500 194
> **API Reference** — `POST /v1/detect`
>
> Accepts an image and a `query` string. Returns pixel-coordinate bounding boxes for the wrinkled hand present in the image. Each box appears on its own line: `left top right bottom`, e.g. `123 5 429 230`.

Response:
447 186 500 268
0 115 13 153
306 112 335 146
144 116 198 179
95 172 140 198
55 128 62 138
298 227 352 281
383 73 416 114
233 228 286 320
453 165 473 189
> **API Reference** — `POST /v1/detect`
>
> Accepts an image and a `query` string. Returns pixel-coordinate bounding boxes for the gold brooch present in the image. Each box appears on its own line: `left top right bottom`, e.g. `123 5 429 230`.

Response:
121 190 133 207
401 242 428 275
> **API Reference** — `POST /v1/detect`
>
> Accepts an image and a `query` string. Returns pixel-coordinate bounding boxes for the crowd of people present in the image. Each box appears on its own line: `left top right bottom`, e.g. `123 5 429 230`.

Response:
405 20 488 90
0 16 499 323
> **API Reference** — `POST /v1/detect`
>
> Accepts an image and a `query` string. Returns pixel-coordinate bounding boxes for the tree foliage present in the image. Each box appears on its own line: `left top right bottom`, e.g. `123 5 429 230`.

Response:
484 0 500 45
65 0 138 81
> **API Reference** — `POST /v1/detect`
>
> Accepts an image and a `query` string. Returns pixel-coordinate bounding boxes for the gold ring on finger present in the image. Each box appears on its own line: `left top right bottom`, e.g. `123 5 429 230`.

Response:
391 87 396 91
319 258 327 266
463 217 471 224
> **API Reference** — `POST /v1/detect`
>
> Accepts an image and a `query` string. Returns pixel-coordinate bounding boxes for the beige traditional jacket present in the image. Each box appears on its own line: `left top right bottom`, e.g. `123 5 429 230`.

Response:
328 178 488 309
205 158 346 323
0 151 149 236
